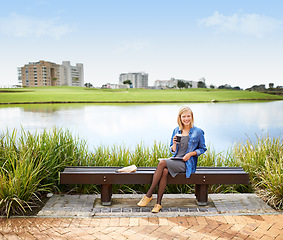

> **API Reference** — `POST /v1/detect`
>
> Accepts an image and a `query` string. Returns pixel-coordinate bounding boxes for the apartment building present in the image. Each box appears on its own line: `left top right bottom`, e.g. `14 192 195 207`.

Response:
60 61 84 87
119 72 148 88
18 60 84 87
18 60 60 87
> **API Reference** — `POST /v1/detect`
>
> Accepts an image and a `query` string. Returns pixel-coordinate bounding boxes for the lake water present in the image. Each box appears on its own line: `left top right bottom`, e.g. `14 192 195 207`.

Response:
0 101 282 153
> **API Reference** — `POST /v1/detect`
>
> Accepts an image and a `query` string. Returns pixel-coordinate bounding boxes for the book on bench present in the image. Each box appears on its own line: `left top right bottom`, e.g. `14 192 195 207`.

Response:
158 157 184 161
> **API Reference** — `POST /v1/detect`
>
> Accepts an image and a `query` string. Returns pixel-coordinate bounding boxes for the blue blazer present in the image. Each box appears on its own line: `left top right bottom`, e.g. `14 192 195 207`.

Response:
170 126 207 178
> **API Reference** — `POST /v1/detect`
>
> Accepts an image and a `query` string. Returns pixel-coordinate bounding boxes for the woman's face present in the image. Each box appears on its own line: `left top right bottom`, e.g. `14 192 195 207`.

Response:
180 110 192 127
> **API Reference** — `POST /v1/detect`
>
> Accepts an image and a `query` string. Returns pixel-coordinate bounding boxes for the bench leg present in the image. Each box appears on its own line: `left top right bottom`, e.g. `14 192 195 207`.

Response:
101 184 112 206
195 184 208 206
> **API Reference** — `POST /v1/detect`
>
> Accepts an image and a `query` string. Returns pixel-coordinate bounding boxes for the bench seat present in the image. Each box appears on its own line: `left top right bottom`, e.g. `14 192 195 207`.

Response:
60 166 249 206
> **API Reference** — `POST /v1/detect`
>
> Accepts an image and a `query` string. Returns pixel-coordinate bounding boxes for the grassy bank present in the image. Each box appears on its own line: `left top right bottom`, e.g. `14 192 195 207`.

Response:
1 87 283 104
0 128 282 217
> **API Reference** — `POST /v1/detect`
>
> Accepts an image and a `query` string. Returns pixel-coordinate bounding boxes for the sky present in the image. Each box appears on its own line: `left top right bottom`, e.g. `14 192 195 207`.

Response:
0 0 283 89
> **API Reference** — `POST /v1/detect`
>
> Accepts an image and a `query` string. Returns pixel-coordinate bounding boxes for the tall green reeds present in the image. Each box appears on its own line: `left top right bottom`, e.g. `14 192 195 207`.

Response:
256 154 283 209
0 147 51 216
233 136 283 209
234 136 282 176
0 128 90 217
0 129 282 217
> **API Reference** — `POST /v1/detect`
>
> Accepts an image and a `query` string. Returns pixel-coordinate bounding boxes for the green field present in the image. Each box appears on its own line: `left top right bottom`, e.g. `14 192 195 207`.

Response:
0 87 282 104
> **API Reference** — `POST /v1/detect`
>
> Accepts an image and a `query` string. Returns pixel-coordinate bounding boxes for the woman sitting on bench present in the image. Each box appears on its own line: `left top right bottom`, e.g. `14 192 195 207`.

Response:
137 106 207 213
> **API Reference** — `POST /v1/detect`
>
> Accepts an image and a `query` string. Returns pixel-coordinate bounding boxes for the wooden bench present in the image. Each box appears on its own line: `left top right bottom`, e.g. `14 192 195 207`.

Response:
60 166 249 206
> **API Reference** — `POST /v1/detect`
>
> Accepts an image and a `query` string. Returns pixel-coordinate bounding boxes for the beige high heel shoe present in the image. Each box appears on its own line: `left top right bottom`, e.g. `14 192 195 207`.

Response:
151 204 162 213
137 195 153 207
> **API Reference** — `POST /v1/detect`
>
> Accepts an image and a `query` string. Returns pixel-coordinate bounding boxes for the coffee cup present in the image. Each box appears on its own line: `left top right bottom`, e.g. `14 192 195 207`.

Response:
175 134 182 143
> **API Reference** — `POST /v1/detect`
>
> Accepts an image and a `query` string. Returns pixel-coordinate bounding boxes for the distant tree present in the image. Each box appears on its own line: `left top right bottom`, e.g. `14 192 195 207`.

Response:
210 85 215 89
197 81 206 88
123 80 132 85
233 86 241 90
218 84 233 89
247 84 266 91
177 80 186 89
51 77 57 86
269 83 274 89
85 83 93 88
184 82 192 88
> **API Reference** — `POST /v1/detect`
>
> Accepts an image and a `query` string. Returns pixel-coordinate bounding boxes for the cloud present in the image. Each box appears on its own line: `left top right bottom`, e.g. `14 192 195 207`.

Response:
199 11 283 38
117 41 148 53
0 13 75 39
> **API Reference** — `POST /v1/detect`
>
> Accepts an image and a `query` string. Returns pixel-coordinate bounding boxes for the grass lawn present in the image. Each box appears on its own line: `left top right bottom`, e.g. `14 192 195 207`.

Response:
0 86 282 104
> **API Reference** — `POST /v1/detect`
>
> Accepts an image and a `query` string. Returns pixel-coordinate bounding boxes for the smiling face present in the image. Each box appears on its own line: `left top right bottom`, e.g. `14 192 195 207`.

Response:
181 110 192 127
177 106 194 130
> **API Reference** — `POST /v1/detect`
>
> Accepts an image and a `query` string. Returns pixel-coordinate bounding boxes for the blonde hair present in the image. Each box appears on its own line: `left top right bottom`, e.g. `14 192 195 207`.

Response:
177 106 194 130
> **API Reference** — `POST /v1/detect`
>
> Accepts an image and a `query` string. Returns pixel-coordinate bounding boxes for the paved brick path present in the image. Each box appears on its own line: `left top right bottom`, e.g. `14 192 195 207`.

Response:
1 214 283 239
1 194 283 239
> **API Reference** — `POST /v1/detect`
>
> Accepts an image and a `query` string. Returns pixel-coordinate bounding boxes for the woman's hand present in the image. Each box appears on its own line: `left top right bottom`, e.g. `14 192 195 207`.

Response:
173 135 178 144
183 151 197 161
171 135 178 152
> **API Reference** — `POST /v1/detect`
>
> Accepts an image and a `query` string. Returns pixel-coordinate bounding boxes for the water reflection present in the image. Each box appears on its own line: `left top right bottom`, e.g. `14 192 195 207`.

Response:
0 101 282 153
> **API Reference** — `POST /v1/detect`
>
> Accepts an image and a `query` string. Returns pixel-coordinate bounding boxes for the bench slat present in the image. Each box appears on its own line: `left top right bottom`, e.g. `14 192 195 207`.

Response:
62 166 246 173
60 166 249 185
62 166 245 170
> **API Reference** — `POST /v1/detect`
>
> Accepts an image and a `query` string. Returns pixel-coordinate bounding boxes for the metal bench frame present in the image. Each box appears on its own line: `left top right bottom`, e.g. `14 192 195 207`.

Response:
60 166 249 206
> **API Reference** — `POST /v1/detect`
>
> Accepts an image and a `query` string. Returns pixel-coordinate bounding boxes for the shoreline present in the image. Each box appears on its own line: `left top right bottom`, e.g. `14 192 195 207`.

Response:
1 98 282 105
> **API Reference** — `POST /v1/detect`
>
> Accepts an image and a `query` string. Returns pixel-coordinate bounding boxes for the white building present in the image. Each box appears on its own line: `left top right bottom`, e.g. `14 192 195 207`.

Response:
60 61 84 87
154 78 204 89
154 78 177 88
119 72 148 88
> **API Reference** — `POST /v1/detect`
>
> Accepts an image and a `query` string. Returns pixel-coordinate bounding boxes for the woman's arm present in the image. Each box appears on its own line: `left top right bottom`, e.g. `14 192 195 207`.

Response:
195 129 207 156
183 128 207 161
